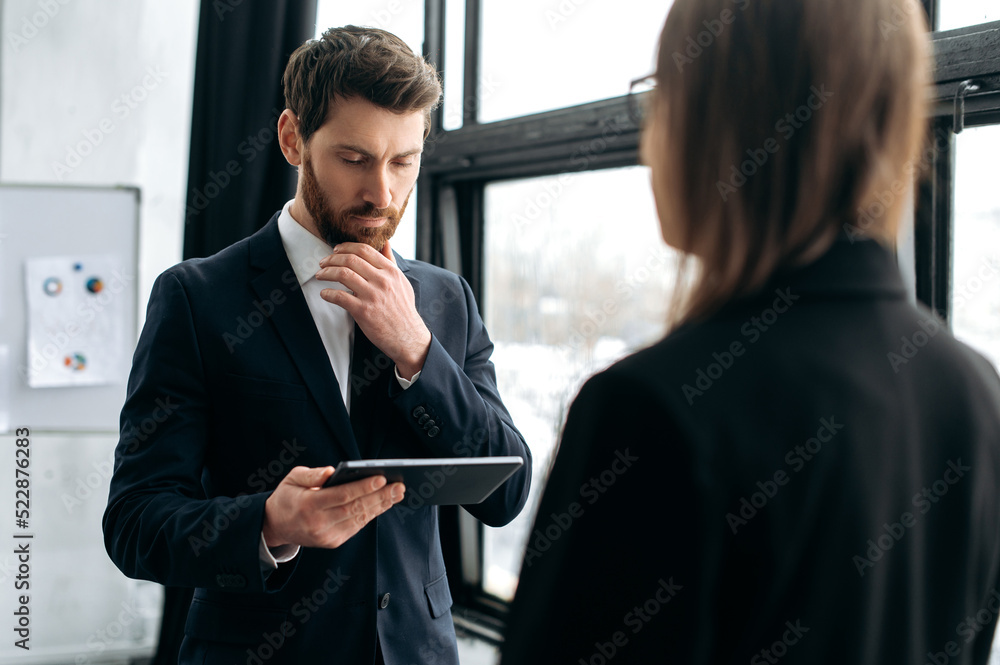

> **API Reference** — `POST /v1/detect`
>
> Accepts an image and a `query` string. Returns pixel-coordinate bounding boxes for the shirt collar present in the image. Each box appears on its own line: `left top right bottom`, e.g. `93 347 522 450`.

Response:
277 199 335 287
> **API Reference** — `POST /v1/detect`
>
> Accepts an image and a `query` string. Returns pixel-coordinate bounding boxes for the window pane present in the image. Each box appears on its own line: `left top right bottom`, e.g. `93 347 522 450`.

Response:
951 125 1000 369
394 187 418 260
442 0 467 130
482 167 679 600
939 1 1000 31
478 1 673 123
314 1 424 57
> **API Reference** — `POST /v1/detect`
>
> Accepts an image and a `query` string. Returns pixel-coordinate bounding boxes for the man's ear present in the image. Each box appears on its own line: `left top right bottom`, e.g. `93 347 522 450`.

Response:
278 109 304 166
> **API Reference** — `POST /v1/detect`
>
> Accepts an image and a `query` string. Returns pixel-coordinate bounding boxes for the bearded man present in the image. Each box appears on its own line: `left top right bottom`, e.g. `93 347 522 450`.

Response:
103 26 530 665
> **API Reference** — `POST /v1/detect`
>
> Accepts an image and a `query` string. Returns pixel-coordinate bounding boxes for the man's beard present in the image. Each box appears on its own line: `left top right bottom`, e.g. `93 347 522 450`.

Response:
300 151 410 252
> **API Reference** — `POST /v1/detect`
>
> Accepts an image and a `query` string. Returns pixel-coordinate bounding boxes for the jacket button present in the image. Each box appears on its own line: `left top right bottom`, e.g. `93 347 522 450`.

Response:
418 414 431 425
427 426 440 438
412 406 426 418
379 593 391 609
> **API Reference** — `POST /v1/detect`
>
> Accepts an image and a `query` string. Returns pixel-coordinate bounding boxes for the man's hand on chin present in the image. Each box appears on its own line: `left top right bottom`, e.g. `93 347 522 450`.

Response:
315 240 432 378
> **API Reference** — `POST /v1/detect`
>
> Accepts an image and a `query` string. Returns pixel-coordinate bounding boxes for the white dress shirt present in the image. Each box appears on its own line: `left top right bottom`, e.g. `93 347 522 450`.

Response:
259 200 420 570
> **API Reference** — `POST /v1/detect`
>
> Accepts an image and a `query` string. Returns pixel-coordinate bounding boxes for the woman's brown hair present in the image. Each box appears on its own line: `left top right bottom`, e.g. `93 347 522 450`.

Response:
648 0 931 324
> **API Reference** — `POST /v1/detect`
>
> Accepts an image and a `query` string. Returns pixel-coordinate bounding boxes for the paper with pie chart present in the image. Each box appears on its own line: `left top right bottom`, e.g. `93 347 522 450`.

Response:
24 255 127 388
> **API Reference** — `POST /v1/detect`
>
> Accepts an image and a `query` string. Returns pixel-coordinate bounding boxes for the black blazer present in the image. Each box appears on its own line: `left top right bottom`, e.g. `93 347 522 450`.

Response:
103 213 531 665
501 237 1000 663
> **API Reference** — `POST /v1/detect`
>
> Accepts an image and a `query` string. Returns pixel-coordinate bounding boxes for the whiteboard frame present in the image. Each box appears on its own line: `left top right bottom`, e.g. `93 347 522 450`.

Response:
0 184 140 433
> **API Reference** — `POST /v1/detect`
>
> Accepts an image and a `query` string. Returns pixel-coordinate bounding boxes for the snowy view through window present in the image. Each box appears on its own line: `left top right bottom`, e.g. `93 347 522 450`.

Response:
482 167 679 600
952 126 1000 369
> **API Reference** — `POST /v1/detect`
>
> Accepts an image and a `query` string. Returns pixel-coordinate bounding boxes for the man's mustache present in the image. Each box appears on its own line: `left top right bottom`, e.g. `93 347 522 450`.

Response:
344 203 396 219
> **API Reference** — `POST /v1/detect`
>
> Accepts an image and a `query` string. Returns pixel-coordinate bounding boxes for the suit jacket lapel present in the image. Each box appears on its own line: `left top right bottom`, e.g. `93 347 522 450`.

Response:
396 252 422 317
248 216 361 461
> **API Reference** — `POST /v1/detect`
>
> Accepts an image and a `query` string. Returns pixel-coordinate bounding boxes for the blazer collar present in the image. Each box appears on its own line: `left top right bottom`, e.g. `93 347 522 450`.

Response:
767 235 908 300
247 214 362 461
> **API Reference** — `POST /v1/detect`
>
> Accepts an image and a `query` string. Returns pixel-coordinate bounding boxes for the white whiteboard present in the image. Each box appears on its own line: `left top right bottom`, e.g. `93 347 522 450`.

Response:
0 185 139 433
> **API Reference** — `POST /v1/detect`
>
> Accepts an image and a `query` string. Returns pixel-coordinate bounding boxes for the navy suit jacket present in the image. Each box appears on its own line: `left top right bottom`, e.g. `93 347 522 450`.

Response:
103 213 531 664
501 237 1000 663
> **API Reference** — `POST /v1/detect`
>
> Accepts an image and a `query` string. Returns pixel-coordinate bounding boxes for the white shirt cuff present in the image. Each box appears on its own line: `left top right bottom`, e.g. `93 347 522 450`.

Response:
395 366 421 389
259 531 300 571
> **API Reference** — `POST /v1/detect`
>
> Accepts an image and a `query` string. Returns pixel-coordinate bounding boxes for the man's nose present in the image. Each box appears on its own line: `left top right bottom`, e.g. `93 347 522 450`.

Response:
362 166 393 209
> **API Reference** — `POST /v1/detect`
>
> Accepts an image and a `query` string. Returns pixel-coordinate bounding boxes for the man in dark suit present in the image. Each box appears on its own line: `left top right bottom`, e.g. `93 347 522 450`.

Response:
103 26 530 665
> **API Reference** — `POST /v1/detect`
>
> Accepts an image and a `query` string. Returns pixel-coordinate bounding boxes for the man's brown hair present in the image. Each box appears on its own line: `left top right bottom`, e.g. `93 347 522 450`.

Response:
283 25 442 143
649 0 931 324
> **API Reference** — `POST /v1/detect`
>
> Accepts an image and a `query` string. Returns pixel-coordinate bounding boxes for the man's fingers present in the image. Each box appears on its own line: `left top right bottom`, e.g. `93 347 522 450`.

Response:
284 465 334 488
322 242 394 269
326 482 405 522
315 264 376 299
380 240 396 265
317 474 388 507
314 483 405 547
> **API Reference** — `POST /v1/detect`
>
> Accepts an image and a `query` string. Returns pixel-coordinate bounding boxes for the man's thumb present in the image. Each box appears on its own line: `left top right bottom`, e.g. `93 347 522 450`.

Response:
286 465 335 488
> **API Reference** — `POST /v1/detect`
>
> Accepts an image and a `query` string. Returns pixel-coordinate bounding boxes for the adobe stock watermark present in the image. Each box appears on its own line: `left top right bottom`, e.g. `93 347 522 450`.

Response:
953 256 1000 311
187 106 284 217
845 126 950 243
52 66 167 179
544 0 593 31
750 620 810 664
487 109 628 228
0 554 19 586
244 568 350 665
189 439 306 556
925 589 1000 664
394 426 495 522
213 0 245 20
567 247 674 349
878 0 920 40
671 0 751 72
682 287 799 405
74 600 145 664
5 0 73 53
424 73 502 160
886 313 945 373
578 577 683 665
19 268 136 380
726 416 844 534
60 396 177 513
852 458 971 576
223 268 299 353
394 464 458 520
522 448 638 568
717 85 835 201
354 0 418 32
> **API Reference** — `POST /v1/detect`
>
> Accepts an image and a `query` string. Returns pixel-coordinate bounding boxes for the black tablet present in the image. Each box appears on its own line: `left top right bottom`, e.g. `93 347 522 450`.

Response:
322 456 524 505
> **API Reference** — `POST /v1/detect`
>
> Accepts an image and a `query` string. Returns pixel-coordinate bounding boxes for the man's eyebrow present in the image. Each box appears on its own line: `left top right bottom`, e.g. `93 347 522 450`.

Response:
332 144 423 160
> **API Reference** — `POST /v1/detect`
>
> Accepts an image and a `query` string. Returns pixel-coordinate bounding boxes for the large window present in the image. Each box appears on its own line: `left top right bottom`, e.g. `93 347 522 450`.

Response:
938 2 1000 31
481 167 677 600
951 125 1000 368
478 1 672 123
413 0 1000 647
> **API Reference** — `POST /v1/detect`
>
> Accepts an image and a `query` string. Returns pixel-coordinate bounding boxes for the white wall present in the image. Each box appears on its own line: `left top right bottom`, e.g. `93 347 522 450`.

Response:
2 0 200 328
1 1 198 661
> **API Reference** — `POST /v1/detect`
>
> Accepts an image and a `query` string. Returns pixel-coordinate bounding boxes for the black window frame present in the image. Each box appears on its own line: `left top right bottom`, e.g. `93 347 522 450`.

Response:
416 0 1000 635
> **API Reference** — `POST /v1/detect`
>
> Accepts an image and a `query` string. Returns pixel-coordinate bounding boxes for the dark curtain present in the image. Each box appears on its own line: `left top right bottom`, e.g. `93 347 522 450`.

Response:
157 2 316 662
182 0 318 261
